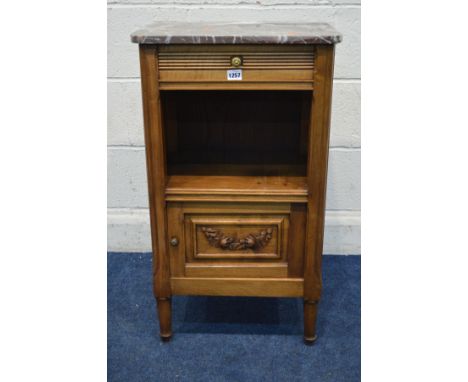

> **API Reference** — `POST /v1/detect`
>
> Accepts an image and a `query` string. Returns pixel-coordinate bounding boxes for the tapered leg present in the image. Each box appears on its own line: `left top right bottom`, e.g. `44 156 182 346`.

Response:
156 297 172 341
303 300 318 344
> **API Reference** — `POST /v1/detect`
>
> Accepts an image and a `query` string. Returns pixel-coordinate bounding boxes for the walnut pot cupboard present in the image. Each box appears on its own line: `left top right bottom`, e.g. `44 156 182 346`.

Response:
131 22 342 343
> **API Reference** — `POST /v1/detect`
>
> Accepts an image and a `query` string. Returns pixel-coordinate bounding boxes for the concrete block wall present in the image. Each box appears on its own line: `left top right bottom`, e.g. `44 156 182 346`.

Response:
107 0 361 254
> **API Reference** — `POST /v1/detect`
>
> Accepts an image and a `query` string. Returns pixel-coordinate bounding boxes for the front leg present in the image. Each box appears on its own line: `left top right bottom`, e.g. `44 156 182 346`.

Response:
156 297 172 342
303 299 318 344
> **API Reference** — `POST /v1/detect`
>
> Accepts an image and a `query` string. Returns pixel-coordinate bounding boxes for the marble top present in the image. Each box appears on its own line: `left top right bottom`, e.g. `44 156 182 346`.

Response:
131 22 341 45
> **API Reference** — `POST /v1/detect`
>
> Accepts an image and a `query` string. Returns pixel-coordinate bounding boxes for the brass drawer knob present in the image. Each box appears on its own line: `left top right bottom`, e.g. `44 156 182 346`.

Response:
170 237 179 247
230 56 242 67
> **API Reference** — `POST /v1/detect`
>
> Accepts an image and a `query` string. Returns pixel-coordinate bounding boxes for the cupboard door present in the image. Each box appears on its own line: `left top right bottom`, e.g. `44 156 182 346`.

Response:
167 202 306 279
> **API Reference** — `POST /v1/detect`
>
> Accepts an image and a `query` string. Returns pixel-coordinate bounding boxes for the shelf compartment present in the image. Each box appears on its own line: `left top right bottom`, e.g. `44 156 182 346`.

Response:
162 90 311 170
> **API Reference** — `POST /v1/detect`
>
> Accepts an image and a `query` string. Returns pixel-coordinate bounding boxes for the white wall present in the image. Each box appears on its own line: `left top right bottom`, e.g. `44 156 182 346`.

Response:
107 0 361 254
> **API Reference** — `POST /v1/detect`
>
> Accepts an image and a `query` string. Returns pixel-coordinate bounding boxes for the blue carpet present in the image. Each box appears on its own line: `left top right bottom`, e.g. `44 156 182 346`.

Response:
108 253 360 382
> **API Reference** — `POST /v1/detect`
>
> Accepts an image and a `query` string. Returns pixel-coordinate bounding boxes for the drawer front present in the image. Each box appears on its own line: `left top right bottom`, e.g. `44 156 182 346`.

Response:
167 202 306 279
158 45 315 90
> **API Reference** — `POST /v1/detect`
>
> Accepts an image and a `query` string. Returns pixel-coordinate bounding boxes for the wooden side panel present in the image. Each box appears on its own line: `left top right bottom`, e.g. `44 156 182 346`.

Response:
304 45 335 302
139 45 171 298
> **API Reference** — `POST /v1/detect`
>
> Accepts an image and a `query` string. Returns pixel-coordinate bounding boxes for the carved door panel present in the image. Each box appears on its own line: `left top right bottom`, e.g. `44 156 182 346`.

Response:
167 202 306 279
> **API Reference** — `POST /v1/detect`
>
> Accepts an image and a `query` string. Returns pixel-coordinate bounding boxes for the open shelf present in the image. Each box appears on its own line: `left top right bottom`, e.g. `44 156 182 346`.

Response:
160 90 311 203
162 90 310 171
165 174 308 203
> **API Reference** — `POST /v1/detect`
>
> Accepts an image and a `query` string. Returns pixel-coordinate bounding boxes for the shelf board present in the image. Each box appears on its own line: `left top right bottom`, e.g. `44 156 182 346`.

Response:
165 175 308 203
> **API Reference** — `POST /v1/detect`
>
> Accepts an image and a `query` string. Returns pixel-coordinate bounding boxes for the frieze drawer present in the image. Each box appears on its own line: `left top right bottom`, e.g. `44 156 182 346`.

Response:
157 45 315 90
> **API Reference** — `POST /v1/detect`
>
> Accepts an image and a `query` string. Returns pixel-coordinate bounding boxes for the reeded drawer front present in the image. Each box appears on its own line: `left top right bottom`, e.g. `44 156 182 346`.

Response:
167 202 306 279
157 45 315 90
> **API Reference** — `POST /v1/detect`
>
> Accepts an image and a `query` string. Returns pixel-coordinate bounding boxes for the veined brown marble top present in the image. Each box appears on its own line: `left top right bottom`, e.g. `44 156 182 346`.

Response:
131 22 341 45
